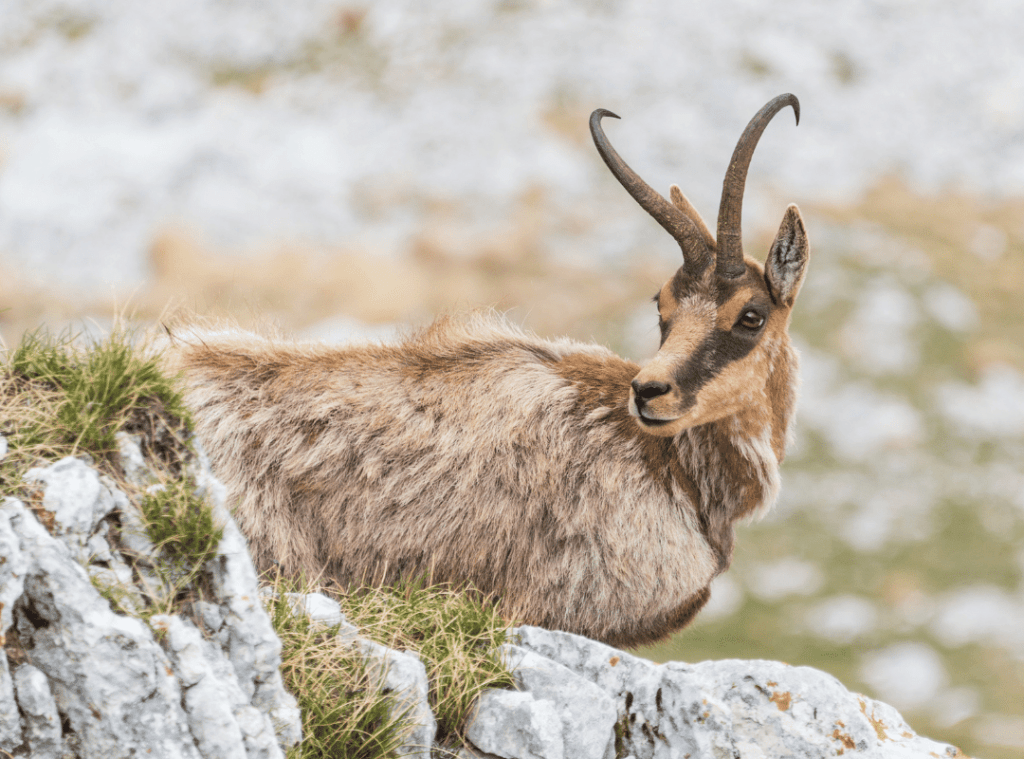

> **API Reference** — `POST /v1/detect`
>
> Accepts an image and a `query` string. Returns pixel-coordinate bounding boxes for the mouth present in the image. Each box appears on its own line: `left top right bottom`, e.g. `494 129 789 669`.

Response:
639 414 672 427
630 399 677 427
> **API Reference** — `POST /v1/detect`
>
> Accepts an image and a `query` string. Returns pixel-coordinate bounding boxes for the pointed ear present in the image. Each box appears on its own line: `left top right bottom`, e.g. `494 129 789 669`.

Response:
765 204 809 307
669 184 716 250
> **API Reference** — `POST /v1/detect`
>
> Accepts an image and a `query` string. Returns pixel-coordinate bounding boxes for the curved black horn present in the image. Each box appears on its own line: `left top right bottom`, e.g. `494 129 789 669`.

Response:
715 94 800 278
590 109 712 274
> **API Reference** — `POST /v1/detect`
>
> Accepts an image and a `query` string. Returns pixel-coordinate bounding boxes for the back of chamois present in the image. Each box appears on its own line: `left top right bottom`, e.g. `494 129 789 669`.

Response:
167 95 810 648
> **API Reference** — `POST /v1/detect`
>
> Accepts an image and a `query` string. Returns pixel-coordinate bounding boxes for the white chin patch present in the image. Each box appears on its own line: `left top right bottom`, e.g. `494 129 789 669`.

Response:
639 411 677 427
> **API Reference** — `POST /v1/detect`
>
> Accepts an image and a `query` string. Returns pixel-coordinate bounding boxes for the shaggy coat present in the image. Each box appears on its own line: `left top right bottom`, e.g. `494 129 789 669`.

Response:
166 304 799 648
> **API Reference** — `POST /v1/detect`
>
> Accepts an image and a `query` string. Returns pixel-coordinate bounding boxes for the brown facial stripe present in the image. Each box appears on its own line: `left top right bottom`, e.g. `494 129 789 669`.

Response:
717 286 761 325
668 261 771 306
670 321 764 409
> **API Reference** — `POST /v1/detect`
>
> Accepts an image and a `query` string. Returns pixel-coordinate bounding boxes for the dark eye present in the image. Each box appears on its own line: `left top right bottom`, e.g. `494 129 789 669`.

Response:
737 310 765 330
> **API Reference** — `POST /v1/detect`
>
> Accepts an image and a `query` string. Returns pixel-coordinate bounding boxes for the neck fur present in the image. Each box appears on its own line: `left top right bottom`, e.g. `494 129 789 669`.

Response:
673 393 791 573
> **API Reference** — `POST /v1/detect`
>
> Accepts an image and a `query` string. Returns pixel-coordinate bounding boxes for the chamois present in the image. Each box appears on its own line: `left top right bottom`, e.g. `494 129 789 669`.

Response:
166 94 809 648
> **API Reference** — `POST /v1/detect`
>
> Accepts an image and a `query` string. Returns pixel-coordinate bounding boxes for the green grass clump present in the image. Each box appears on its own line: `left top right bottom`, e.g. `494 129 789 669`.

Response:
1 326 191 489
267 577 515 757
1 324 214 621
338 579 515 748
138 478 224 574
267 582 412 759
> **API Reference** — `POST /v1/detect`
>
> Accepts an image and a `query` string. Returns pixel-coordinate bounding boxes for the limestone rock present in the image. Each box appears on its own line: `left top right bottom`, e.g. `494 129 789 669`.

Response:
467 689 564 759
116 430 154 488
361 639 437 759
0 444 301 757
287 591 347 628
279 595 966 759
12 664 61 759
512 625 965 759
5 496 201 758
23 456 116 563
0 652 23 753
154 613 282 759
195 442 302 749
499 644 616 759
0 509 27 642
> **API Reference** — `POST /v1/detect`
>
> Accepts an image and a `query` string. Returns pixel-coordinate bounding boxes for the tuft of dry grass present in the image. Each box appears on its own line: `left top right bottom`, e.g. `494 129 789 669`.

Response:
265 575 516 755
266 579 413 759
334 578 515 749
0 326 192 490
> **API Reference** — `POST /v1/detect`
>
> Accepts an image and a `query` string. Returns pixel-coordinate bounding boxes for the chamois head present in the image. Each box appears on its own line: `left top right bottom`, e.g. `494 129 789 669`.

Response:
591 94 809 438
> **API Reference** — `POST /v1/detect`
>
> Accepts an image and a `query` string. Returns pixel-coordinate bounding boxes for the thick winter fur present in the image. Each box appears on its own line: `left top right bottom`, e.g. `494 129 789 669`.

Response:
166 280 802 648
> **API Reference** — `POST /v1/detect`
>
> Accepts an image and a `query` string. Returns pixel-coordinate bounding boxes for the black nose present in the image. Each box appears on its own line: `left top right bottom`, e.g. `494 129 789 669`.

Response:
631 380 671 403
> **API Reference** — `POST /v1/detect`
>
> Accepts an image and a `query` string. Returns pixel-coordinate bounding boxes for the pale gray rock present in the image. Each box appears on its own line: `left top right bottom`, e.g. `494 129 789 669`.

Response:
234 704 285 759
0 508 27 640
23 456 115 562
0 449 303 757
0 652 23 753
513 626 965 759
4 497 202 758
86 531 114 563
0 508 27 752
287 591 346 627
466 689 564 759
12 664 61 759
282 591 361 646
361 639 436 759
500 644 616 759
191 442 302 749
195 599 225 634
154 614 283 759
205 504 303 746
155 614 246 758
456 746 505 759
116 431 154 488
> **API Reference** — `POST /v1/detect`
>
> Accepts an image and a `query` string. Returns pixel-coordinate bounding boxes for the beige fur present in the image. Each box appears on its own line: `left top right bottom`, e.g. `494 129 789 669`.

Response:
165 293 801 648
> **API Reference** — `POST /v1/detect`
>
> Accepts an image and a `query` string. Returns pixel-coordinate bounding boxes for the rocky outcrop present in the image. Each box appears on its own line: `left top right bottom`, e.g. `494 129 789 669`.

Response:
0 432 966 758
0 438 301 758
505 627 966 759
280 591 965 759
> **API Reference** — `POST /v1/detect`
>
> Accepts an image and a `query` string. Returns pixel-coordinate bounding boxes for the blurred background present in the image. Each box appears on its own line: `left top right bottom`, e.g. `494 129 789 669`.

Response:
1 1 1022 756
